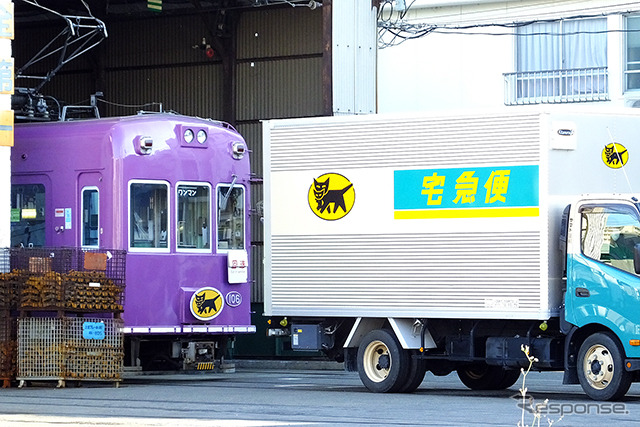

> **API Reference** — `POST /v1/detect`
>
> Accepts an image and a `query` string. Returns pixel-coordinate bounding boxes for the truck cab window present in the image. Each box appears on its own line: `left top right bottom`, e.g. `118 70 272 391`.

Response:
11 184 46 247
82 187 99 247
217 185 245 251
581 205 640 274
130 182 168 249
177 183 211 250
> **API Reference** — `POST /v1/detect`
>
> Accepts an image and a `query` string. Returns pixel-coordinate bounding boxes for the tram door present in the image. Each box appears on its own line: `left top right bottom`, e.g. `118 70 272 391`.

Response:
10 176 50 247
78 172 103 248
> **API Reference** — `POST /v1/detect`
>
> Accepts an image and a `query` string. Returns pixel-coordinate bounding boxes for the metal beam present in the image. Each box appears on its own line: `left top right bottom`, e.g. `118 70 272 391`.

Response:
191 0 241 126
321 0 332 116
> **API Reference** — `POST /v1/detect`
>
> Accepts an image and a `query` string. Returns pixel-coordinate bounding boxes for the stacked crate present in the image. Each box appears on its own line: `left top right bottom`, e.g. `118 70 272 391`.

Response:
18 270 124 312
1 247 126 387
17 317 123 387
0 315 16 388
0 249 17 387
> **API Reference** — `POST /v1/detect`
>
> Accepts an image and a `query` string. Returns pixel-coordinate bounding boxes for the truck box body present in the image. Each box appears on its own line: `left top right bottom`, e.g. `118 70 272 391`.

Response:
263 110 640 320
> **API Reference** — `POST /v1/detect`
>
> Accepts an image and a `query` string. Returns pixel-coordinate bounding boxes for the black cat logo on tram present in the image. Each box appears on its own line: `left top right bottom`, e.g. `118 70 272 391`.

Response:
189 287 224 321
308 173 355 220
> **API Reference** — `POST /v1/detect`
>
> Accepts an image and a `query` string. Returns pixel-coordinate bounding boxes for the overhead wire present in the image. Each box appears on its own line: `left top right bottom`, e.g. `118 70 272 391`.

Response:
377 0 640 48
96 98 166 112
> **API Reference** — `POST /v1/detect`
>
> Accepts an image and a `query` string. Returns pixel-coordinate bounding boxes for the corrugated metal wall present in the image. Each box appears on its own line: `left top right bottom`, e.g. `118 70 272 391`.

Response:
237 121 265 302
14 6 326 303
238 8 322 58
237 58 323 120
15 14 226 118
235 7 324 303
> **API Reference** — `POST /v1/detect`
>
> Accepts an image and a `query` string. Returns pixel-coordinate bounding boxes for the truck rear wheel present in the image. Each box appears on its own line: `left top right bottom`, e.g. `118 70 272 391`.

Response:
496 369 521 390
577 332 632 401
457 364 518 390
398 350 427 393
357 329 409 393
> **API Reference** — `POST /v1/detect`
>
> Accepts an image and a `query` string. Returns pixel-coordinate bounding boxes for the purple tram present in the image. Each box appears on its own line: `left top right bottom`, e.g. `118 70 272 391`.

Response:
10 113 255 370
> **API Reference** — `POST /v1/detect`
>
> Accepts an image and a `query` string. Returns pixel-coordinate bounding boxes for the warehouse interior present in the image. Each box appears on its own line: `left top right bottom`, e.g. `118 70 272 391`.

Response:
11 0 361 359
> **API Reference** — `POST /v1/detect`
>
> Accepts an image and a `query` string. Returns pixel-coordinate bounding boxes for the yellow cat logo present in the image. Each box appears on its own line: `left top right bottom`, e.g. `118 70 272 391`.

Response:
602 143 629 169
189 287 224 321
308 173 355 221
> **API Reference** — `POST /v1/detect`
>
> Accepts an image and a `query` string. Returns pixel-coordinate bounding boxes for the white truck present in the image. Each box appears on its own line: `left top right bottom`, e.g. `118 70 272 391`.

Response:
262 109 640 401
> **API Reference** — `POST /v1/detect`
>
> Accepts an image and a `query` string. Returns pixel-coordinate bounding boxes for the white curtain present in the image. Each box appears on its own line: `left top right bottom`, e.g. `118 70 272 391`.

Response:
517 21 562 73
516 18 607 98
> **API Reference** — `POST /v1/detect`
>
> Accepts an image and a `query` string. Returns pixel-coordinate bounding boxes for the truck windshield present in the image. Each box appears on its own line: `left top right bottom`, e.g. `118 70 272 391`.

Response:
581 204 640 274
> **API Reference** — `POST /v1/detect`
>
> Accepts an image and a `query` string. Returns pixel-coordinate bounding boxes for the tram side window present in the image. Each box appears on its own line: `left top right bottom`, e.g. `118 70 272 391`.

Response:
130 182 168 249
177 184 211 250
217 185 245 250
11 184 46 247
82 188 99 247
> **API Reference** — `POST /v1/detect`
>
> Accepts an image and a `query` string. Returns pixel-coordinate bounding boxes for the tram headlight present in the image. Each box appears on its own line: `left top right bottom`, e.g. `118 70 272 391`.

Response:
135 135 153 155
197 129 207 144
232 141 246 159
184 128 194 143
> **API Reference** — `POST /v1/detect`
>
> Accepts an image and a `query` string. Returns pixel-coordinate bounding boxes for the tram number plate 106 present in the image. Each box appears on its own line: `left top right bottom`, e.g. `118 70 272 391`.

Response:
83 322 106 340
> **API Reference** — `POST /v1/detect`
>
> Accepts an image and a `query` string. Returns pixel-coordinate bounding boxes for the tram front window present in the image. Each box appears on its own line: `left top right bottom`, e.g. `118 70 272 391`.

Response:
177 183 211 250
217 185 245 251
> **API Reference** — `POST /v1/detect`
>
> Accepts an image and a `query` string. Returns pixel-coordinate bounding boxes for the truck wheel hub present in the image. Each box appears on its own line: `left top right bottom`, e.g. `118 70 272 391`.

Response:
377 354 390 370
584 344 614 389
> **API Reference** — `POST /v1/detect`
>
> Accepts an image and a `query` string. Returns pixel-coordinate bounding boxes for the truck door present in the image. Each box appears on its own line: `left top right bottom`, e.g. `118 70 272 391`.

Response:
566 202 640 356
78 172 102 248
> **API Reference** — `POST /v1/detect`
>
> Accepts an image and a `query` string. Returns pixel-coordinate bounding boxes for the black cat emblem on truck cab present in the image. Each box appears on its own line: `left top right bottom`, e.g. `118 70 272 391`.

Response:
602 143 629 169
308 173 355 221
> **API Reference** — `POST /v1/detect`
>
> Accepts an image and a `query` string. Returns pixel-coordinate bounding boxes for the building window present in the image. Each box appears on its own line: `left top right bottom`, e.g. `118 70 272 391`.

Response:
517 18 607 74
82 187 99 247
626 16 640 91
177 183 211 250
505 18 608 104
129 181 169 250
217 184 245 251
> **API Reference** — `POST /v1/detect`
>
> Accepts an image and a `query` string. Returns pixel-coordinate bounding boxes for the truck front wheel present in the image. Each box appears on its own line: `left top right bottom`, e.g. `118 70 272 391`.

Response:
357 329 409 393
577 332 632 401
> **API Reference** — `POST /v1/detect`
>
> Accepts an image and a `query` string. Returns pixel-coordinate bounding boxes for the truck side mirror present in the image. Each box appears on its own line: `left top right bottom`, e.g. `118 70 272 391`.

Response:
634 244 640 274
